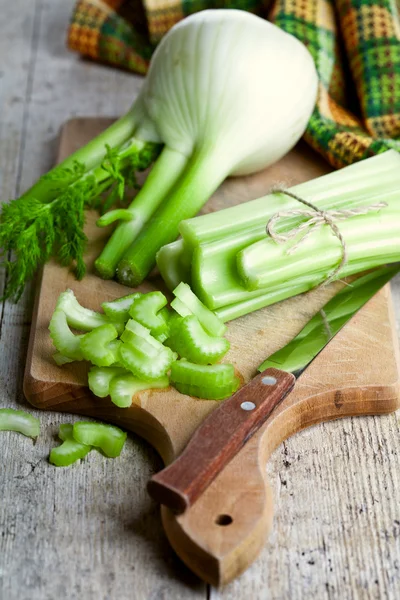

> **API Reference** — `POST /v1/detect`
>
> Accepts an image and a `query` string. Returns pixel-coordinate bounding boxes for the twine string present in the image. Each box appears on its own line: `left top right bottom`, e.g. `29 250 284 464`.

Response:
267 187 387 285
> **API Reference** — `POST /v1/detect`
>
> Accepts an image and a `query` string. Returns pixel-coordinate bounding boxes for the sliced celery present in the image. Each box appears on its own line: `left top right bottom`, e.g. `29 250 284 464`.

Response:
172 282 226 336
80 324 119 367
172 379 239 400
49 423 92 467
102 293 142 321
73 422 127 458
56 289 112 332
170 360 236 387
119 342 176 380
109 374 169 408
88 366 128 398
0 408 40 439
49 309 85 361
129 291 169 336
169 315 230 364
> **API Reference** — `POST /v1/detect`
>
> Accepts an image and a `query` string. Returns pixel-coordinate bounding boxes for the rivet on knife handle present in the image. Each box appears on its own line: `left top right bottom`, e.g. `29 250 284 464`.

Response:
147 367 295 514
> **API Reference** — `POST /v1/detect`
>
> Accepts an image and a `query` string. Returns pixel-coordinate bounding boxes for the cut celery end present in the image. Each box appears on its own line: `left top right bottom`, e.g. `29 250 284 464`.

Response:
128 291 169 336
49 309 85 361
102 293 142 321
0 408 40 438
88 366 128 398
172 378 240 400
172 282 226 336
170 360 235 387
169 315 230 364
50 424 92 467
124 318 152 338
156 239 191 291
119 343 176 380
109 374 169 408
73 422 127 458
80 324 119 367
56 289 111 331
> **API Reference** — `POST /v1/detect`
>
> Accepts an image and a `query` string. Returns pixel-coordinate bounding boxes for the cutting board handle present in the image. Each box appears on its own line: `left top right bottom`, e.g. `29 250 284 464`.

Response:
147 368 295 513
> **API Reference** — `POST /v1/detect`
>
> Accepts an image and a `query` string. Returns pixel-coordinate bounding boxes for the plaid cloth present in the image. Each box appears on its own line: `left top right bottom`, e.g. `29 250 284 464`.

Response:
68 0 400 169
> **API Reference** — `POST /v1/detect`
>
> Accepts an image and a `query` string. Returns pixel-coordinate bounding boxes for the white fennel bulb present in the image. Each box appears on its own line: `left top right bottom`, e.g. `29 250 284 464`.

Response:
138 9 317 175
96 9 318 285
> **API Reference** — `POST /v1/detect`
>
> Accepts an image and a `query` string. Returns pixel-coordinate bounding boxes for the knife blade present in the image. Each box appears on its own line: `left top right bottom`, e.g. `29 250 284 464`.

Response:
147 265 400 514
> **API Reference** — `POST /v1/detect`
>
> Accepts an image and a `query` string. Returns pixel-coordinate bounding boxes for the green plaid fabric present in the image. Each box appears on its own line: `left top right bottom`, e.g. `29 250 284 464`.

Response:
67 0 400 169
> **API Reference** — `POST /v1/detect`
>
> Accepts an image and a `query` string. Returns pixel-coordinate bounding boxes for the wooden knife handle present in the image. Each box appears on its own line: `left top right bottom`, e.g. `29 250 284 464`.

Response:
147 368 295 514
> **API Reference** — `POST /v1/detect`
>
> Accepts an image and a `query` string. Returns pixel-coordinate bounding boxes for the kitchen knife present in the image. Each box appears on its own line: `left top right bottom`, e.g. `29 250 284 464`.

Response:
147 265 400 514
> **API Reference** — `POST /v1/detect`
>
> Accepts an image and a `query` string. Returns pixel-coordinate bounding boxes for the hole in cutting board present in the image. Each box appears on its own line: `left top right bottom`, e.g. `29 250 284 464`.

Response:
215 514 233 526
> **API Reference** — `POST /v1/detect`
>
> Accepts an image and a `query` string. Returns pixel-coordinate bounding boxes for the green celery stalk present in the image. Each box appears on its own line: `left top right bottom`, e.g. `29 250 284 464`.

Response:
237 204 400 291
179 151 400 250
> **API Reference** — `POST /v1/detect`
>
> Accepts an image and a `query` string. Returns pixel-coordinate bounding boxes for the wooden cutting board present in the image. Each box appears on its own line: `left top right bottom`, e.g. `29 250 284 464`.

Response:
23 118 400 587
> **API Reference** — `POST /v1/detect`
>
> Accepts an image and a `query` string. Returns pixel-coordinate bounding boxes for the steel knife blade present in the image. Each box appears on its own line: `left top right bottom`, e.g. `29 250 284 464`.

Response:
148 264 400 514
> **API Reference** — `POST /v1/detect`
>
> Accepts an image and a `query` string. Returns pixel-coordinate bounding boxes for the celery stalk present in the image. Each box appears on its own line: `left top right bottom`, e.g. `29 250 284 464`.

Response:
179 151 400 249
238 205 400 290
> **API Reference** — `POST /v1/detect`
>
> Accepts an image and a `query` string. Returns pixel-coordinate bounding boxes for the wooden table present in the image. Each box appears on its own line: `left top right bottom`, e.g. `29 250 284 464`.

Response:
1 2 400 598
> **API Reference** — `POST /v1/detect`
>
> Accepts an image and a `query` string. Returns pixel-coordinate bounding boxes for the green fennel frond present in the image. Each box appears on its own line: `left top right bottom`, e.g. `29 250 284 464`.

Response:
0 139 162 302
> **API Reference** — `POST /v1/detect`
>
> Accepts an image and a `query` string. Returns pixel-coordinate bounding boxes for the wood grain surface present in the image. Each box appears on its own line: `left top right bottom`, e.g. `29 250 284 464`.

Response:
2 2 400 598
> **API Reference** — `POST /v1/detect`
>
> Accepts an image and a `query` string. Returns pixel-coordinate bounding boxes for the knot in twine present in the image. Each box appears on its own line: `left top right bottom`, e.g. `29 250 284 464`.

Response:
266 187 387 285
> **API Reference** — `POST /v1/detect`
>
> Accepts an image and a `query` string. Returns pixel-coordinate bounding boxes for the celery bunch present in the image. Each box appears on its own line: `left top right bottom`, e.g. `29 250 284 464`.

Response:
157 151 400 321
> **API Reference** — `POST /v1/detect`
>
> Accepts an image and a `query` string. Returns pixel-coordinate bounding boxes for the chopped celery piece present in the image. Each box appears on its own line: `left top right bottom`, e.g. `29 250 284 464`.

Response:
49 423 92 467
88 366 128 398
170 297 193 317
101 293 142 321
123 318 152 338
53 352 75 366
0 408 40 439
119 342 176 380
169 315 230 364
170 360 236 387
73 422 127 458
109 374 169 408
56 289 112 332
172 282 226 336
172 379 239 400
156 239 190 291
80 324 119 367
49 309 84 361
107 339 123 363
129 291 169 336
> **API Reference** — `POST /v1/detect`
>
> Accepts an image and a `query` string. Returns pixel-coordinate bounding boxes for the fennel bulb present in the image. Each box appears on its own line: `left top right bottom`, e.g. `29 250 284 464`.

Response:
96 9 318 285
1 9 318 302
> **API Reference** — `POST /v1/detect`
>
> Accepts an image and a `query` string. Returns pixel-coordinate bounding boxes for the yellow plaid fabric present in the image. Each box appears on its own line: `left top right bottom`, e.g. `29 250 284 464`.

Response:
67 0 400 168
